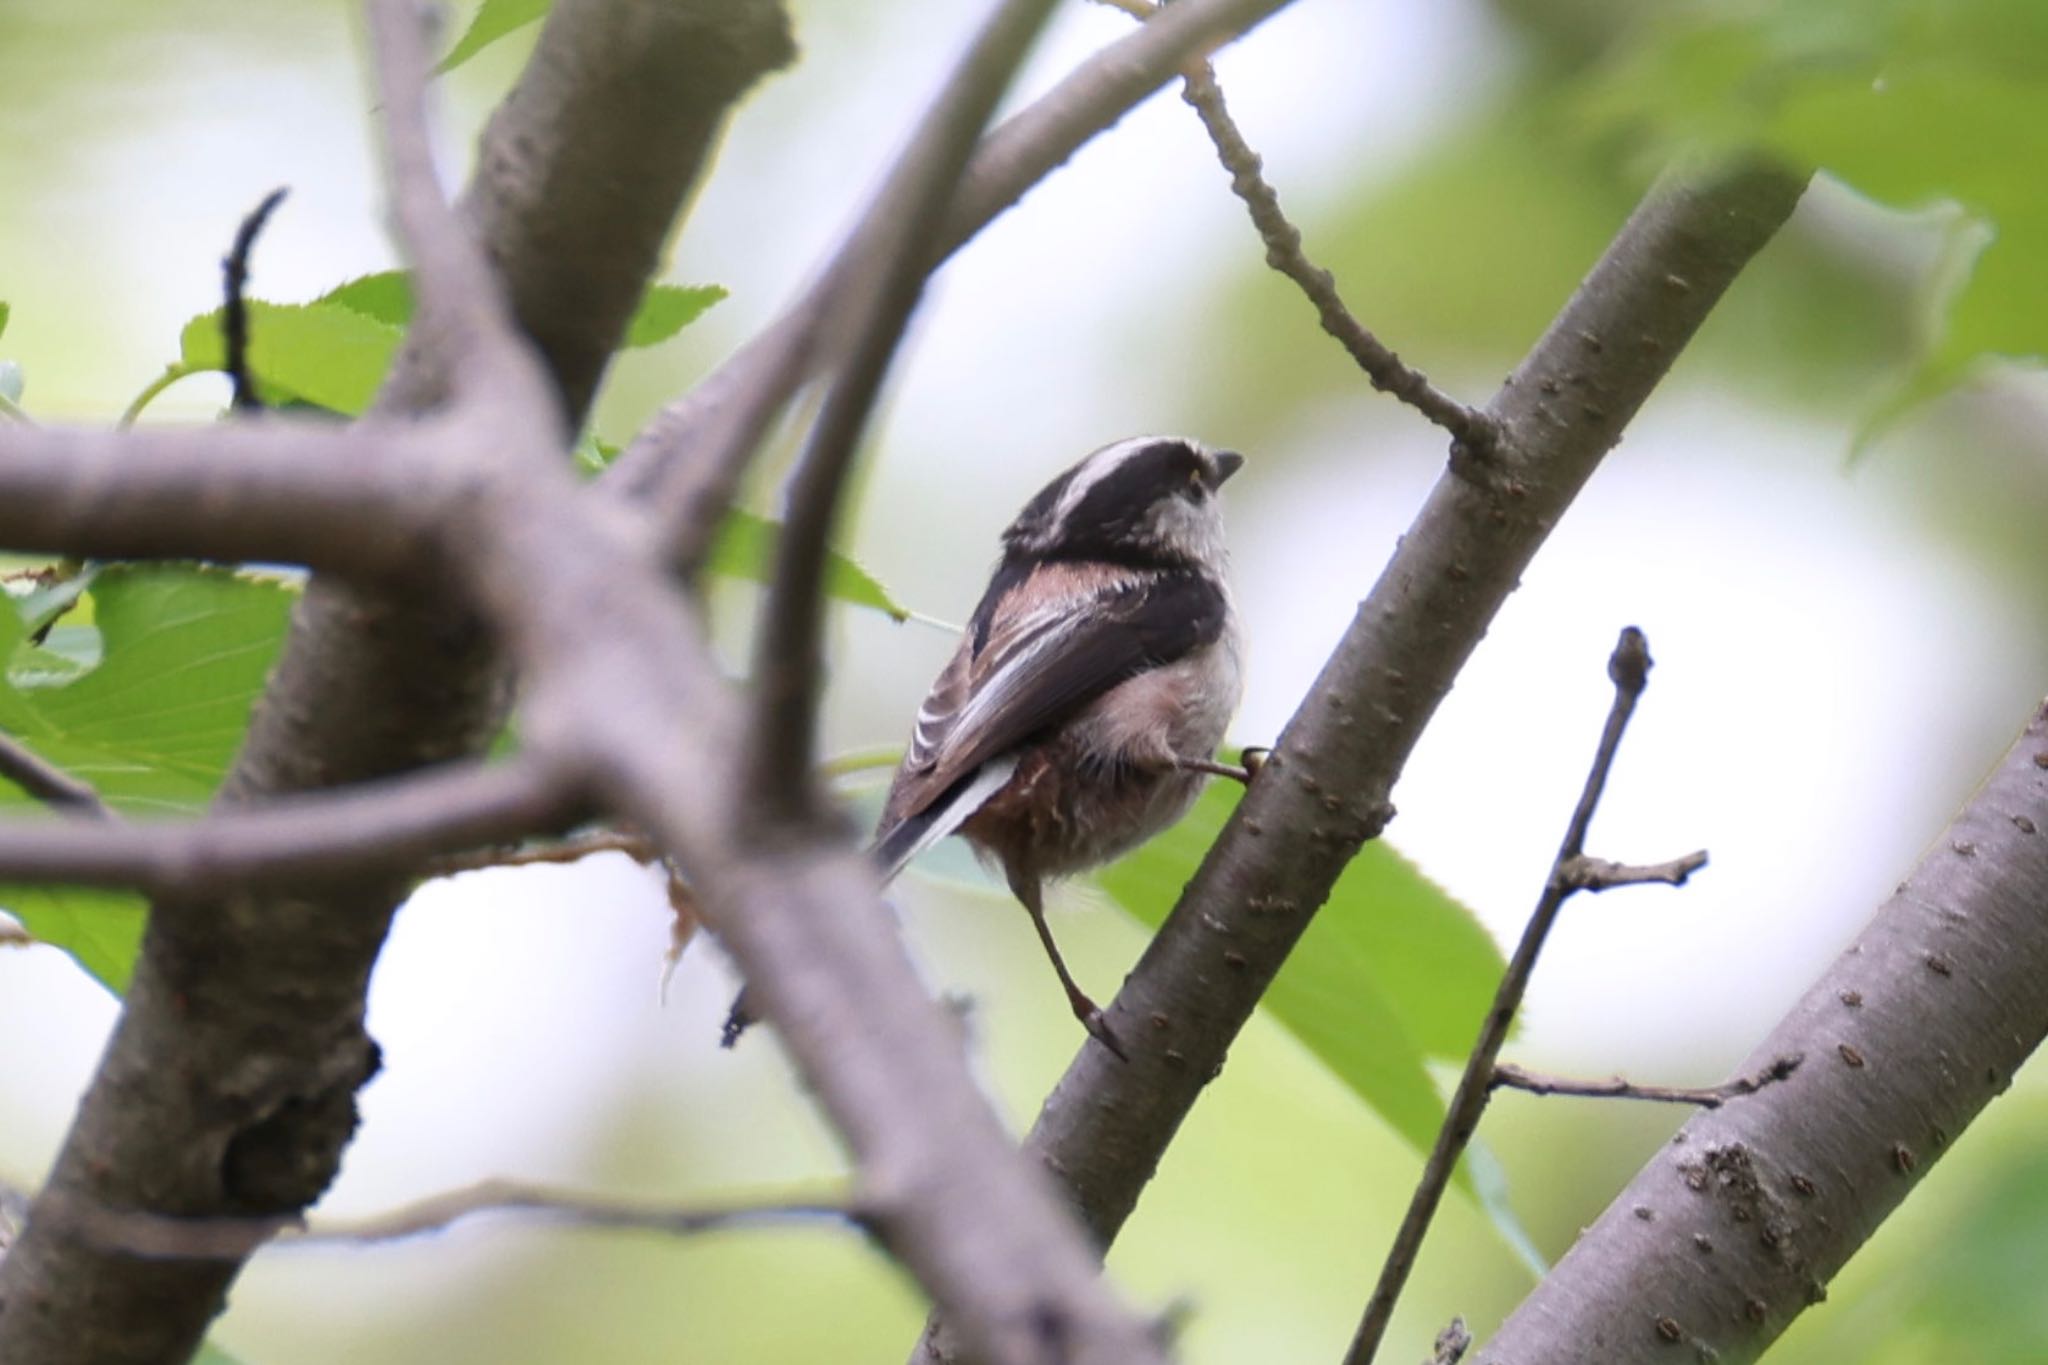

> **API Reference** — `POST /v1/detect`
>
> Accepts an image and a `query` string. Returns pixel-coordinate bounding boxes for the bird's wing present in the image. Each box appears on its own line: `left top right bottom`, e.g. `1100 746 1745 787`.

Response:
873 562 1225 876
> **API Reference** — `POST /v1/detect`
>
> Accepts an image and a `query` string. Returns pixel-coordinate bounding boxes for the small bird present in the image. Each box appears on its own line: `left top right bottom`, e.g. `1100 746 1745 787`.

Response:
723 436 1247 1056
883 435 1248 1054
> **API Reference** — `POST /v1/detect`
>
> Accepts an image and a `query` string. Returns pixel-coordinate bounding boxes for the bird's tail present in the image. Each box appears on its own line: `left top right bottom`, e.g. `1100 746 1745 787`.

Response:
723 756 1017 1048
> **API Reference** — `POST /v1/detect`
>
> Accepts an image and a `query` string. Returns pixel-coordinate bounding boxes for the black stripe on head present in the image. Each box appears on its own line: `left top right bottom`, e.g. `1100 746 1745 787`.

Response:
1063 439 1204 541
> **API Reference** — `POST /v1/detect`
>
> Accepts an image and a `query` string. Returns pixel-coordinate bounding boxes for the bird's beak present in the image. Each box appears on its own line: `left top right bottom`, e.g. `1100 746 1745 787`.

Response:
1208 450 1245 489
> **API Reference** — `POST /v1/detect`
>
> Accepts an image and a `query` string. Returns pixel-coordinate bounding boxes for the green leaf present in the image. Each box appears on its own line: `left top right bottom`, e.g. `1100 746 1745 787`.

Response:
0 300 10 340
316 271 724 348
316 270 416 327
707 509 914 623
624 284 727 347
176 300 402 418
1578 0 2048 416
0 565 297 991
437 0 552 72
1094 782 1506 1163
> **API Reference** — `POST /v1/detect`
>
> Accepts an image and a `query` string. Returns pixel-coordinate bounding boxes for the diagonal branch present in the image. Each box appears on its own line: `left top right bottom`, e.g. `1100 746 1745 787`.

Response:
745 0 1061 811
912 159 1811 1363
1097 0 1491 450
0 733 111 817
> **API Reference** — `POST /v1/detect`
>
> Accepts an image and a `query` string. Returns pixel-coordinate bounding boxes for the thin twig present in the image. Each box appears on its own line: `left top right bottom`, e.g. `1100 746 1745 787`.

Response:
1560 850 1708 890
1343 627 1701 1365
1492 1055 1804 1109
221 187 289 413
48 1178 859 1262
1424 1318 1471 1365
743 0 1062 812
0 759 580 896
0 733 112 817
1095 0 1493 453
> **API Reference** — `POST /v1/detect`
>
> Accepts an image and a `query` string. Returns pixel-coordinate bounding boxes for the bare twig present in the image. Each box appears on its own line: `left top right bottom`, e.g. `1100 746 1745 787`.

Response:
745 0 1061 810
0 733 112 817
1558 850 1707 889
612 0 1303 572
49 1179 857 1262
1491 1054 1803 1109
1343 627 1698 1365
1426 1318 1472 1365
1097 0 1493 452
0 759 580 896
221 187 289 414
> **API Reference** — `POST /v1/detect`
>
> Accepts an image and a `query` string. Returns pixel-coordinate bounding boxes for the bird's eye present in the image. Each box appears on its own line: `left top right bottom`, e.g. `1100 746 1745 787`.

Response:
1184 467 1207 498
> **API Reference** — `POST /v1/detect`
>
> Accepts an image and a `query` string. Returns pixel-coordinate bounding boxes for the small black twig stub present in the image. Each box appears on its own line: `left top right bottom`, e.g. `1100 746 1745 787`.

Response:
222 187 290 414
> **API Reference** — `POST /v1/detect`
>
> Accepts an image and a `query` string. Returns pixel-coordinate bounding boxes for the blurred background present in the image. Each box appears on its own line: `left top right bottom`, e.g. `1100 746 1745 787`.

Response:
5 0 2048 1361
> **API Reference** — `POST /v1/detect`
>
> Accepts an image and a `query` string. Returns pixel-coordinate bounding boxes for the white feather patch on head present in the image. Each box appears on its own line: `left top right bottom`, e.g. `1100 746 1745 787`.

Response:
1051 434 1205 531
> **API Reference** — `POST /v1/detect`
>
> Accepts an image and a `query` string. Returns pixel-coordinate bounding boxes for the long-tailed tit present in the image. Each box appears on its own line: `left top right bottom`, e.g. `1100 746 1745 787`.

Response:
723 436 1245 1056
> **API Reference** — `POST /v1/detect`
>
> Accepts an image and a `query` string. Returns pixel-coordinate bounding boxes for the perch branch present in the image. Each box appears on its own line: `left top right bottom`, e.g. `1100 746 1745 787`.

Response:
911 158 1810 1365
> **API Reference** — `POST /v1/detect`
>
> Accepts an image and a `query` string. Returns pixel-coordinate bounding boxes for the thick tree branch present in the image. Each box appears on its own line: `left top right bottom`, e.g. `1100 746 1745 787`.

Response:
0 420 446 578
907 162 1812 1363
0 759 574 896
0 4 793 1362
1473 697 2048 1363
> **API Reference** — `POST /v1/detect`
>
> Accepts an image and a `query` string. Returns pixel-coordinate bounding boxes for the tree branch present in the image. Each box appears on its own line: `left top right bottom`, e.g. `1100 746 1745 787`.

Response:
0 759 576 896
0 733 111 817
0 420 446 578
0 4 794 1361
1490 1056 1802 1109
1096 0 1492 450
745 0 1061 810
905 162 1810 1365
45 1178 856 1261
1474 697 2048 1362
1344 629 1687 1365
